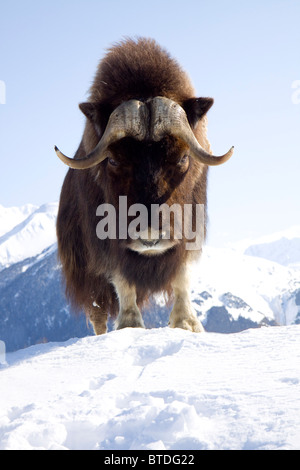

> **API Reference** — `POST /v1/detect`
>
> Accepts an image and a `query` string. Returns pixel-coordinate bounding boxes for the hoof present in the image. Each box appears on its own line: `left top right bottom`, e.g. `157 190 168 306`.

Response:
169 317 204 333
115 310 145 330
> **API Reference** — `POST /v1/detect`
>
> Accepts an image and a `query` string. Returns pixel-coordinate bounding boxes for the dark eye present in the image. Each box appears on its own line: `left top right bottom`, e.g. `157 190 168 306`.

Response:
108 157 118 167
178 154 189 165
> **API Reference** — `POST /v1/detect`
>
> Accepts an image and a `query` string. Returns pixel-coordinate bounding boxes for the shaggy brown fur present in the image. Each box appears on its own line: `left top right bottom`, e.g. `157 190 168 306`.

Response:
57 37 213 325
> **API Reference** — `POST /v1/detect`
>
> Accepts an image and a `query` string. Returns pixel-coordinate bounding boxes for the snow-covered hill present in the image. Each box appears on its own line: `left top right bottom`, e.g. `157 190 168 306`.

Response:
1 326 300 450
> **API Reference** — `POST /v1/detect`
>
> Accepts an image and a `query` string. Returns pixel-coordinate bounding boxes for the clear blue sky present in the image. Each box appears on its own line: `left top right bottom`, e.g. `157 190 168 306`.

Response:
1 0 299 246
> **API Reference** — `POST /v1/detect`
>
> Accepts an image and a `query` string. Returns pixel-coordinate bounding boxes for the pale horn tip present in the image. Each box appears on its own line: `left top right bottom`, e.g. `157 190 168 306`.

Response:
211 145 234 166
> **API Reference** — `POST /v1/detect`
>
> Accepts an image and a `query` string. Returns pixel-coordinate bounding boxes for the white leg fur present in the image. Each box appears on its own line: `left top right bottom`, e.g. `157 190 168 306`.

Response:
169 261 204 333
113 274 145 330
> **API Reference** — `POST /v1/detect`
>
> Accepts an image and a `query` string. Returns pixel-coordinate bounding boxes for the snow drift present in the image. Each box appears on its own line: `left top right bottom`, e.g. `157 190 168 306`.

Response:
1 203 300 450
1 326 300 450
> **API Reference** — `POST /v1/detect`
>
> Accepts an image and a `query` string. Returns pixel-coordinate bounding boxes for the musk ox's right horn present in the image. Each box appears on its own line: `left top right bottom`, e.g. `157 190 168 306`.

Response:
150 96 234 166
54 100 149 170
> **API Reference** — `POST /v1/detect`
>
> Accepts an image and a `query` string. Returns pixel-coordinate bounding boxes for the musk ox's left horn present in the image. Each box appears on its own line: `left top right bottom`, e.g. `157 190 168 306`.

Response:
54 100 148 170
150 96 234 166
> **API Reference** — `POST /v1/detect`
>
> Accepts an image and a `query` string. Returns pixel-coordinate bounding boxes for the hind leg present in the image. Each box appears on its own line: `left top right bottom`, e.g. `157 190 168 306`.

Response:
87 305 108 335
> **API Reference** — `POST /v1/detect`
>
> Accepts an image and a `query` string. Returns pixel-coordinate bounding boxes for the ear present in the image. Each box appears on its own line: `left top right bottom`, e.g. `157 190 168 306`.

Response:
79 102 112 136
183 97 214 128
79 102 98 122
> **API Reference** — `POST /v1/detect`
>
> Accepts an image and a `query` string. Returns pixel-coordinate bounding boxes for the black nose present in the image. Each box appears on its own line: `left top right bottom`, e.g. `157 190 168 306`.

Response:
140 239 160 247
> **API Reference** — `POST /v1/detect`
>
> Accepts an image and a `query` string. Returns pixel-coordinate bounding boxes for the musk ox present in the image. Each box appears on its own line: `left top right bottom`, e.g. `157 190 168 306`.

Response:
55 38 233 334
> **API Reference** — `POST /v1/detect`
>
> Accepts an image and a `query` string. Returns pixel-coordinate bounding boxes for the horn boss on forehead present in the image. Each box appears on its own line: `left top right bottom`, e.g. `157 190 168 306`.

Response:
55 37 235 337
55 97 233 169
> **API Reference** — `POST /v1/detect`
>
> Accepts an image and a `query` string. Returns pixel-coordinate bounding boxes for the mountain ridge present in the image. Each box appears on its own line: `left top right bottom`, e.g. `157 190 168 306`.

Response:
0 203 299 352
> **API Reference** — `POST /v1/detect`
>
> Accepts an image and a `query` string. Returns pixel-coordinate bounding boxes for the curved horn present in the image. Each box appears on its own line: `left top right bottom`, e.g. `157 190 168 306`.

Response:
150 96 234 166
54 100 148 170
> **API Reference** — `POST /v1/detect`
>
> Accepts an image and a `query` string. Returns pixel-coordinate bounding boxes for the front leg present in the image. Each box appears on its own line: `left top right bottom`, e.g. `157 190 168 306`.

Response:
169 261 204 333
112 274 145 330
87 305 108 335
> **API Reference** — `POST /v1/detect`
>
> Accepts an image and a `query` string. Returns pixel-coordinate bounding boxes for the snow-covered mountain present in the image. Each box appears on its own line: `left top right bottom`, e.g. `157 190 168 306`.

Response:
0 203 38 237
1 326 300 450
192 245 300 328
0 203 58 269
230 225 300 268
0 202 299 352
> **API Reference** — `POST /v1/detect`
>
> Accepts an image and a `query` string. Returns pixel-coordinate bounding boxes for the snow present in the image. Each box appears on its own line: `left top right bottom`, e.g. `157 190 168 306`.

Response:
1 325 300 450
